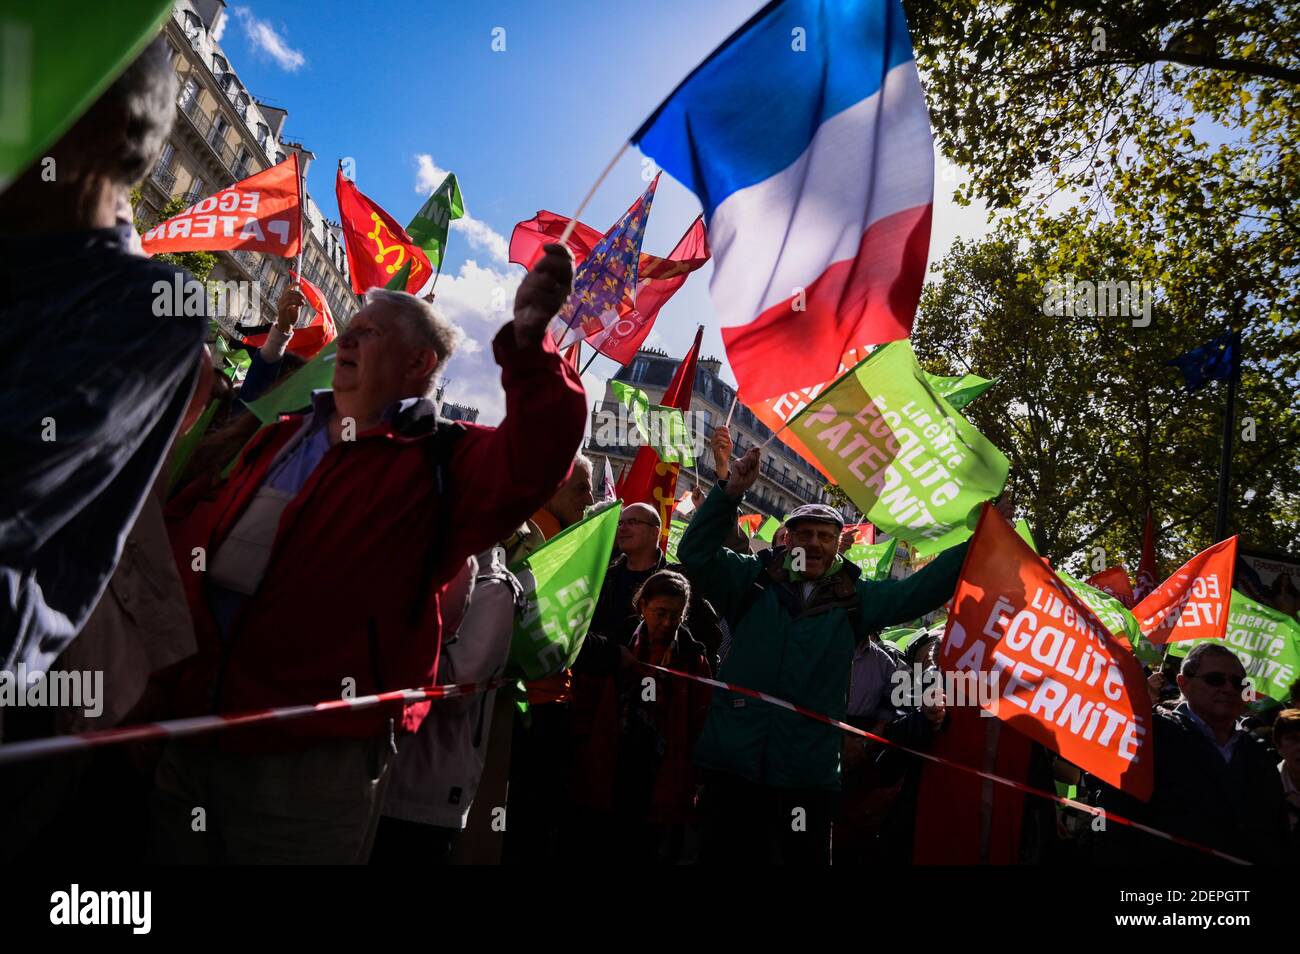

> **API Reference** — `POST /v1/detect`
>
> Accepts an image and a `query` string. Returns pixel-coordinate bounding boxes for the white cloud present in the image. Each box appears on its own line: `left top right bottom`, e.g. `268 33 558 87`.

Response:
211 11 228 42
414 154 450 195
452 217 509 265
430 259 524 424
414 153 509 265
233 7 306 72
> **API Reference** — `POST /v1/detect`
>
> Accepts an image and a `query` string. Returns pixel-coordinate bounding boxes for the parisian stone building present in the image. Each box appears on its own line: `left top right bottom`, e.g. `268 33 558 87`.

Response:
134 0 357 335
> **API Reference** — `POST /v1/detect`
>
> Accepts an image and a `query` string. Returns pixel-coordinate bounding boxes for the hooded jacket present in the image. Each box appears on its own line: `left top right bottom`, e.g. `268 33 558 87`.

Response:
677 485 968 791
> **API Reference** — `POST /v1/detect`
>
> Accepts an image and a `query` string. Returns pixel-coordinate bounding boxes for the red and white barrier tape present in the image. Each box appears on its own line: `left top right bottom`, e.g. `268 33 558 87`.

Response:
0 662 1249 864
635 661 1252 866
0 677 513 767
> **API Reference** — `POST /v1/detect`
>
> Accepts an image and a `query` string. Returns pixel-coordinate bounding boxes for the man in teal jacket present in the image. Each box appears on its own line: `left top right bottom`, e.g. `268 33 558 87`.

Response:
677 445 970 864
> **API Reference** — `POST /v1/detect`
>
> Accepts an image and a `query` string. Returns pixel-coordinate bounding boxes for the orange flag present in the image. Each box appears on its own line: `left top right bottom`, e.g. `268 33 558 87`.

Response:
142 154 301 256
336 167 431 295
1133 536 1238 645
940 505 1154 800
240 271 337 360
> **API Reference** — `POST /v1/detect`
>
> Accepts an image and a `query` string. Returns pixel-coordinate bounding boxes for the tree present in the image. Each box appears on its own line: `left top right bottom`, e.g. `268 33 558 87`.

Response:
905 0 1298 330
130 189 218 282
912 224 1299 577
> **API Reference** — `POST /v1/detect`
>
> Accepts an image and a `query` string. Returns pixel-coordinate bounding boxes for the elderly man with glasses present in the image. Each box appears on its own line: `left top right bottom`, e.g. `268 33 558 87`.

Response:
1095 642 1288 864
584 503 723 667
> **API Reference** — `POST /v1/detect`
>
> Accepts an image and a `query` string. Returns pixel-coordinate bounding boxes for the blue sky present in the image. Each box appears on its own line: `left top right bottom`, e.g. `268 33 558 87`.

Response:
221 0 990 423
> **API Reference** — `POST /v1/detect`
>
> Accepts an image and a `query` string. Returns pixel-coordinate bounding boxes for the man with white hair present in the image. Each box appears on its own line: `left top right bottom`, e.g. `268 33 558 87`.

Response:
154 245 587 863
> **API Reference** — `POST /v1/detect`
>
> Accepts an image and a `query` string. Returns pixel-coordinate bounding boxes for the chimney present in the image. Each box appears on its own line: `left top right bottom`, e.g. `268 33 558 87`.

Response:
699 355 722 376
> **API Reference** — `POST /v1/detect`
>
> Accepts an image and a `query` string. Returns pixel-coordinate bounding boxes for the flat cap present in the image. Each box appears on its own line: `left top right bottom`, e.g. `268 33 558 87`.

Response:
783 503 846 530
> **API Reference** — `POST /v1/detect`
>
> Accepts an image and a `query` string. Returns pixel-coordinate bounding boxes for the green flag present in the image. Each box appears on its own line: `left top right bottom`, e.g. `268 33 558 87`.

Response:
406 172 464 270
665 517 689 562
508 504 621 680
844 537 898 582
610 380 695 467
166 399 218 494
1060 570 1161 667
756 516 781 543
611 380 652 442
923 370 995 411
880 626 920 645
788 341 1009 557
0 1 171 192
384 259 413 291
242 339 337 424
1014 519 1037 553
1166 589 1300 702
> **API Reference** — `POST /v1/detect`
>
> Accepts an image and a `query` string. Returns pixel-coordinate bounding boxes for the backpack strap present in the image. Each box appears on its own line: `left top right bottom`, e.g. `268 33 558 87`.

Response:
407 419 469 626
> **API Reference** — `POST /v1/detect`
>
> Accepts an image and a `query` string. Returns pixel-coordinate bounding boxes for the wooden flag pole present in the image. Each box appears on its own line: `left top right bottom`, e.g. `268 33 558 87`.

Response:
557 141 631 248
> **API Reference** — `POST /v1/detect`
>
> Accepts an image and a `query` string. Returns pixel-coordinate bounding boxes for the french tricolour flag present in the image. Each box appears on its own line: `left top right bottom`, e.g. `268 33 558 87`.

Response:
632 0 933 402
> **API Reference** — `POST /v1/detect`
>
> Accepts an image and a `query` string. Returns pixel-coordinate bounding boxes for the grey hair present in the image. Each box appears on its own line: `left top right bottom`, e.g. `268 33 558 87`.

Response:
573 453 593 475
362 288 464 394
1180 642 1244 678
65 36 177 185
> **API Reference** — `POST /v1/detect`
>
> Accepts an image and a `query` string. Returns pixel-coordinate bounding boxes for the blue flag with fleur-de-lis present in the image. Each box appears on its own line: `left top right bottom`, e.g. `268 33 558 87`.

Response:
555 174 659 349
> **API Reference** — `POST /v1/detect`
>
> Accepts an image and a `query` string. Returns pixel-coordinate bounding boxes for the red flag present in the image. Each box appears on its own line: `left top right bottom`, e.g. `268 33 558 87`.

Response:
843 522 875 545
1135 510 1158 600
1133 537 1238 645
510 210 605 268
562 342 582 372
588 216 709 365
336 168 431 295
241 271 337 360
1086 566 1136 609
142 154 301 256
618 326 703 550
940 504 1154 800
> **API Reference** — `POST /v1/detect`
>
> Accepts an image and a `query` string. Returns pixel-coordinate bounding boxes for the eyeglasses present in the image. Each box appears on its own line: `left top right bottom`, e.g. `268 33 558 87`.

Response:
1195 672 1247 690
618 518 659 529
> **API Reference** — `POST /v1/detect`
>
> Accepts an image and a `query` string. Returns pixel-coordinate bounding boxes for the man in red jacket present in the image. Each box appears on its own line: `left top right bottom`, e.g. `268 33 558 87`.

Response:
150 245 586 864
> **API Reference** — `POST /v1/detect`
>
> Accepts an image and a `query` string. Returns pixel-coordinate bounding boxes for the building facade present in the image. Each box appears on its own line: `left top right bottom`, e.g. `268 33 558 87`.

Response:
134 0 357 336
587 347 859 523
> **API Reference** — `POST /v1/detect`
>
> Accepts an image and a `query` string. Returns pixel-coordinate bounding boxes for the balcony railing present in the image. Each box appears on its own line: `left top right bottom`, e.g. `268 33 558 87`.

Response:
150 166 176 193
177 94 239 178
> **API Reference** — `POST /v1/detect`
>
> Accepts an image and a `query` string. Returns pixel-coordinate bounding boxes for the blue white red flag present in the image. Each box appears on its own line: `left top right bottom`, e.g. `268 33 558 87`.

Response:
632 0 934 402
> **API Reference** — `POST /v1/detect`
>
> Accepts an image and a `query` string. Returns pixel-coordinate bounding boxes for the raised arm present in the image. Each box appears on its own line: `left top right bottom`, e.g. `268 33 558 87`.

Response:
677 447 764 619
439 245 587 565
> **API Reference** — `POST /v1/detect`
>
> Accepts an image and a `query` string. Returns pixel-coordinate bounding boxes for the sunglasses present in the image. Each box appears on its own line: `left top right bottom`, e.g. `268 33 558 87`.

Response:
618 518 659 529
1195 672 1247 690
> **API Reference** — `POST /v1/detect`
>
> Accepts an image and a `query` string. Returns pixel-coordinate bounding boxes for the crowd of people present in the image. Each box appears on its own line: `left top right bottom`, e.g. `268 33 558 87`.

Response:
2 37 1298 867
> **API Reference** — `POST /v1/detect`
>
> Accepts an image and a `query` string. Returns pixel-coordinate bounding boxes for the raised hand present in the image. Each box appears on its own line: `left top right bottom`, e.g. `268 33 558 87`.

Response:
275 287 306 332
711 424 733 480
724 446 761 499
513 243 573 348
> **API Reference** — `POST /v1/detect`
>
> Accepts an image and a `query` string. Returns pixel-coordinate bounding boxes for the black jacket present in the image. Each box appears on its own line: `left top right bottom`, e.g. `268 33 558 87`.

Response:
1093 703 1287 865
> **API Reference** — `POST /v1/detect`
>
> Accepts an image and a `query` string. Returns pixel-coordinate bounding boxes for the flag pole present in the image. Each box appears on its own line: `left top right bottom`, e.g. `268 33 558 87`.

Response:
293 151 305 286
725 393 739 427
558 141 631 248
579 348 601 376
1214 330 1240 541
